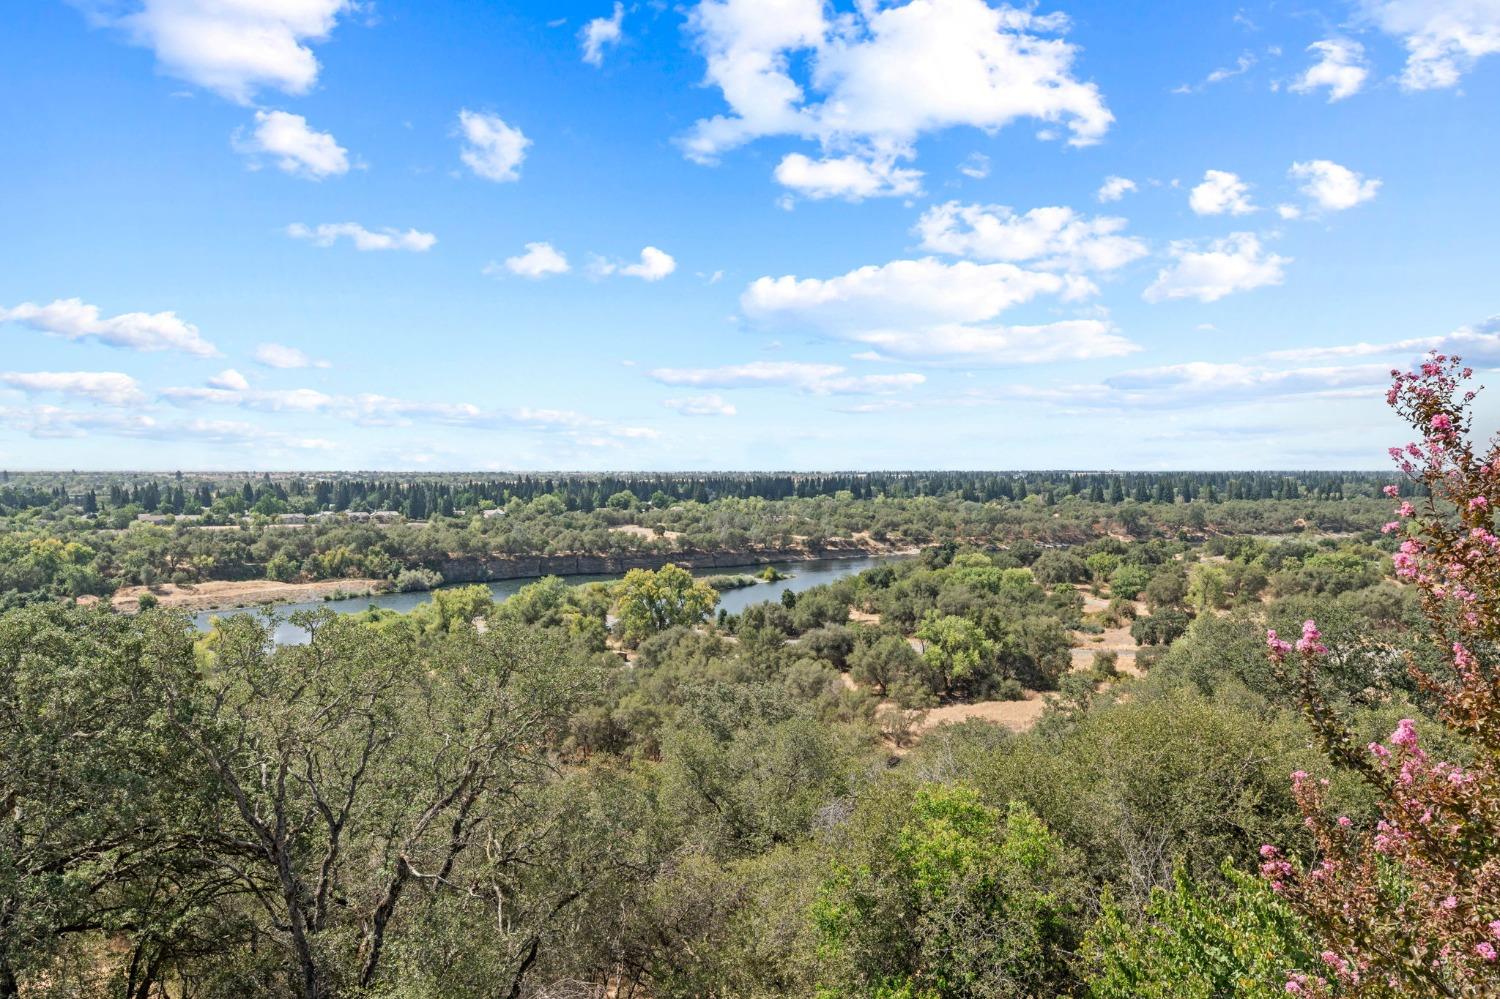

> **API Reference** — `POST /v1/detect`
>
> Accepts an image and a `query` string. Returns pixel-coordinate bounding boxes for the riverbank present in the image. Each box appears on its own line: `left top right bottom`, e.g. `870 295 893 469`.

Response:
117 542 922 615
111 578 386 613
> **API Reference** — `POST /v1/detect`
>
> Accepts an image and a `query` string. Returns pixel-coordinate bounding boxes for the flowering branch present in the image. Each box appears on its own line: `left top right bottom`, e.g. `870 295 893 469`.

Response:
1261 353 1500 997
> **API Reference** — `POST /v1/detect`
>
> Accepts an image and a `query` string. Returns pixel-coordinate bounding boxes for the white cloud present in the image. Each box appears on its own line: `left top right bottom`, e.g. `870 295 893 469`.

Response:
0 370 146 406
850 319 1139 365
959 153 990 179
1259 315 1500 365
102 0 352 103
1098 360 1390 406
580 2 625 66
2 405 336 449
286 222 437 252
1277 203 1303 220
254 342 330 369
350 395 485 426
1015 318 1500 415
235 109 349 179
1189 169 1256 216
1289 159 1381 212
495 242 571 279
650 361 925 395
744 257 1075 328
682 0 1111 174
914 202 1148 272
773 153 923 201
0 297 218 357
457 110 529 182
595 246 678 281
1143 233 1290 303
741 255 1124 364
1361 0 1500 90
664 394 738 416
162 385 336 412
208 368 249 391
1096 175 1137 203
1174 52 1256 93
512 407 659 441
1290 39 1369 101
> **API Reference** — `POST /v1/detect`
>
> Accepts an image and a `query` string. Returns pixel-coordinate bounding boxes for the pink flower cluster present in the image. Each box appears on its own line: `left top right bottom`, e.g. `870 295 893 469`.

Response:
1266 620 1327 661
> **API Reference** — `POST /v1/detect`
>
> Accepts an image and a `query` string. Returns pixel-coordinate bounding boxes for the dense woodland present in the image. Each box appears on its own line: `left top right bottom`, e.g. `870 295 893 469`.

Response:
4 366 1499 997
0 527 1413 997
0 469 1399 610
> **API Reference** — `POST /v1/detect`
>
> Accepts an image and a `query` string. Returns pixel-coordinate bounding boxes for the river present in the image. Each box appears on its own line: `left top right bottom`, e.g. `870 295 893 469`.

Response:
191 554 912 644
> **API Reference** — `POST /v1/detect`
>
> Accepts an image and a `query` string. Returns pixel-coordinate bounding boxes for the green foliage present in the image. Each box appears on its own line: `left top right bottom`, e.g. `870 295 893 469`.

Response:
917 613 996 695
1108 562 1153 600
811 784 1083 998
613 563 718 645
1083 863 1320 998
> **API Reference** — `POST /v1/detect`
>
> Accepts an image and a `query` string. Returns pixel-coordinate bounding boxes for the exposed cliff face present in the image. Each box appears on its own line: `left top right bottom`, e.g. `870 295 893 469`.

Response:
437 543 889 583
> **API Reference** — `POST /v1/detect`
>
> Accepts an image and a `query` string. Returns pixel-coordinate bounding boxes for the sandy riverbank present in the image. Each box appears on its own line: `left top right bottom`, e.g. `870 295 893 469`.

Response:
110 578 387 613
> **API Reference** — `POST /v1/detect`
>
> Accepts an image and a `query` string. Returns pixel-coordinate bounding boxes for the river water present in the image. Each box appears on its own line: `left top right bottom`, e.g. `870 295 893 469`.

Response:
191 554 911 645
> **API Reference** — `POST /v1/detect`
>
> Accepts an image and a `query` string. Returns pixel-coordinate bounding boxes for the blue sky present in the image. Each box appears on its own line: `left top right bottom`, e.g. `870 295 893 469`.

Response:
2 0 1498 471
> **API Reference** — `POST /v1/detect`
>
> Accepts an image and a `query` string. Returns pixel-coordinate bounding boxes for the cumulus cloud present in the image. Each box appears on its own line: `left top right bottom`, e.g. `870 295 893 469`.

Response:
1290 39 1369 101
493 242 571 279
1289 159 1381 212
650 361 925 395
0 370 146 406
97 0 352 103
664 394 738 416
1189 169 1257 216
595 247 677 281
580 2 625 66
457 110 529 182
741 256 1126 365
1143 233 1290 303
208 368 249 391
1361 0 1500 90
683 0 1111 191
773 153 923 201
254 342 330 369
286 222 436 252
744 258 1083 328
235 109 349 178
0 297 218 357
1096 175 1137 203
914 202 1148 272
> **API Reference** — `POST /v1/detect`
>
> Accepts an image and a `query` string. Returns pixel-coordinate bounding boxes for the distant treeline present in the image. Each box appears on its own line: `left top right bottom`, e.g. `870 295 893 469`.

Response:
0 469 1413 519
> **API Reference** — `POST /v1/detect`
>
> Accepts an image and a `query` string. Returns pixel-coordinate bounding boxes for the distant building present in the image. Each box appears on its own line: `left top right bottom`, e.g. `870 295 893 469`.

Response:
482 508 506 519
371 510 402 524
275 513 308 525
135 513 169 525
346 511 372 523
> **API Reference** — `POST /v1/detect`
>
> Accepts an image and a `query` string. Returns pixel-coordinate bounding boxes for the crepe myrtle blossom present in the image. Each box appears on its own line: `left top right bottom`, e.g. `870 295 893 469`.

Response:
1262 352 1500 997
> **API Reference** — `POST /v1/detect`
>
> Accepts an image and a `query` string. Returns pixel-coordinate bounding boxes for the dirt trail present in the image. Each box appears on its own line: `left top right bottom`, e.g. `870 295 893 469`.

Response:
915 693 1048 733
